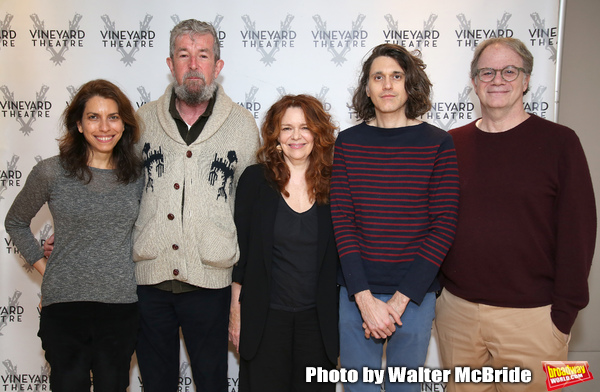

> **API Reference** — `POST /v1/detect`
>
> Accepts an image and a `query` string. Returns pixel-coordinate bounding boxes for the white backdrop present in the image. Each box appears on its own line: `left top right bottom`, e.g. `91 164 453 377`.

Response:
1 1 561 391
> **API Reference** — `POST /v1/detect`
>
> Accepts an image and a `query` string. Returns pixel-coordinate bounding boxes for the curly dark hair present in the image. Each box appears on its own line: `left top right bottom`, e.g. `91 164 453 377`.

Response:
351 43 432 121
257 95 337 205
58 79 142 184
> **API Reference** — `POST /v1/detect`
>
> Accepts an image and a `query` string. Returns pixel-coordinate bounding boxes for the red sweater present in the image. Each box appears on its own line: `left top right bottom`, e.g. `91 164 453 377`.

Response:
441 115 596 334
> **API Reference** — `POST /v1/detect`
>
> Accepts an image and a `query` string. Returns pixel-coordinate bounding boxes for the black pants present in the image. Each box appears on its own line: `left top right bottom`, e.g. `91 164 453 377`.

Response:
38 302 139 392
135 285 231 392
240 308 336 392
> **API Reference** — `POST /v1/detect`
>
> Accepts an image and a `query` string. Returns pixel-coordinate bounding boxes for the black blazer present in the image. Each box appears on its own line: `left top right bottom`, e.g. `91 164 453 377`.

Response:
232 164 339 363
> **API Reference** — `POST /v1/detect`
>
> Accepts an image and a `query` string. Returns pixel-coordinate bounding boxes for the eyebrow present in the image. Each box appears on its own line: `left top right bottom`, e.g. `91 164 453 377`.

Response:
370 70 405 76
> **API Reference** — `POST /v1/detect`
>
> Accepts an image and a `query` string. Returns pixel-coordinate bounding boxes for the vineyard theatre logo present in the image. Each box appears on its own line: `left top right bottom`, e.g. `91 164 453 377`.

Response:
5 220 51 265
100 14 155 66
178 362 193 392
136 86 152 109
0 360 50 391
382 13 440 49
0 155 22 199
237 86 261 119
524 85 549 118
0 84 51 135
277 86 332 113
346 87 360 122
455 12 513 49
240 14 296 66
228 376 239 392
0 291 24 331
312 14 367 66
425 86 475 131
1 13 16 48
29 13 85 65
170 14 227 49
529 12 557 62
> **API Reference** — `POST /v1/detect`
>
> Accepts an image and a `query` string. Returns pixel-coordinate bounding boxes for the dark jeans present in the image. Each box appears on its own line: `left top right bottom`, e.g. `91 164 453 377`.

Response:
136 285 230 392
239 308 335 392
38 301 138 392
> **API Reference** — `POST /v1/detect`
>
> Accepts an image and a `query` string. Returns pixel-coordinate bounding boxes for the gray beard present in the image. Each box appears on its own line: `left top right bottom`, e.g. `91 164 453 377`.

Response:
173 79 217 105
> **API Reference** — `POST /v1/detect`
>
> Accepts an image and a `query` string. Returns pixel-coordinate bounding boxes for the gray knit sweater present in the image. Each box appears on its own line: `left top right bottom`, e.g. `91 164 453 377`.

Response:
134 83 259 289
4 156 144 306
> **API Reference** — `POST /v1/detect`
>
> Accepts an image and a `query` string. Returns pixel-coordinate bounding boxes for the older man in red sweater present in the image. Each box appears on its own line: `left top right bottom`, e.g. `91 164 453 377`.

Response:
436 37 596 392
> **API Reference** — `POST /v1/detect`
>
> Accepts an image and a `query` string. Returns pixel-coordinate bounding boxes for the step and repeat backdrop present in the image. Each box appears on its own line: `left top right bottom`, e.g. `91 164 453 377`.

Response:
1 0 560 391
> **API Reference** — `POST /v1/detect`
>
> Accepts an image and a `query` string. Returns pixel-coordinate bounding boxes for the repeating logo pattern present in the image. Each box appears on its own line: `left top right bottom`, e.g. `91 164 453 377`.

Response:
529 12 557 62
100 14 154 66
241 14 295 66
1 13 16 49
1 360 50 391
455 12 513 49
29 13 84 65
0 85 51 135
312 14 367 66
427 86 475 131
383 13 440 49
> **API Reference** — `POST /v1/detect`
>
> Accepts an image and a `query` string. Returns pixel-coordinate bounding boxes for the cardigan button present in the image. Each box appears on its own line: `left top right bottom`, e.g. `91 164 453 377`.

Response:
186 151 192 158
172 244 179 250
173 269 179 276
174 183 180 190
167 213 175 220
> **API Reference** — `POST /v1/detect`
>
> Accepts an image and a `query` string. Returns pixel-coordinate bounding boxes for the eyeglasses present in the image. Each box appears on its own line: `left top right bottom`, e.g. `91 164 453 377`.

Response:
476 66 526 82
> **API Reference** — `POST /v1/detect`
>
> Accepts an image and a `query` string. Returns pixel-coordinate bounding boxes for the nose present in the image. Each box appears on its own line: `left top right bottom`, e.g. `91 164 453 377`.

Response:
291 128 302 139
99 117 110 132
189 55 198 70
383 76 392 89
491 70 505 84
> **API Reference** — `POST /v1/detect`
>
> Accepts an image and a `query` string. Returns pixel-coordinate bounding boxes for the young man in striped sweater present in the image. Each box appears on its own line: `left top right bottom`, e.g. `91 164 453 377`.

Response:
331 43 459 392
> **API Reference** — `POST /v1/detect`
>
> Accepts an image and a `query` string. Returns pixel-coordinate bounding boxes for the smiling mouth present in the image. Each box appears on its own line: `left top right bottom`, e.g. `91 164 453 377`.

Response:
95 136 115 142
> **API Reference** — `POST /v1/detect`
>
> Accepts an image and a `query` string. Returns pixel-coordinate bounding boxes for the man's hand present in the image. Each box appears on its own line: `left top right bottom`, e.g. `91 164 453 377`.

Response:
387 291 410 320
43 234 54 258
355 290 401 339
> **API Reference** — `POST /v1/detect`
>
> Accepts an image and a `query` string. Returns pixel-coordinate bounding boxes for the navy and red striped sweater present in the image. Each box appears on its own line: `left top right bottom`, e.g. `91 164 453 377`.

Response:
331 121 459 304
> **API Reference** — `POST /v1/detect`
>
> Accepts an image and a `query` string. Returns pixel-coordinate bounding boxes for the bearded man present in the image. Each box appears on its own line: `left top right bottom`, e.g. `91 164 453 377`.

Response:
133 19 260 392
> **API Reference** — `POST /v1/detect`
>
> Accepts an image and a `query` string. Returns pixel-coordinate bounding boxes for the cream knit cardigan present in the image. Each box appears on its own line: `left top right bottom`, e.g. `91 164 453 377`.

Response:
133 83 260 289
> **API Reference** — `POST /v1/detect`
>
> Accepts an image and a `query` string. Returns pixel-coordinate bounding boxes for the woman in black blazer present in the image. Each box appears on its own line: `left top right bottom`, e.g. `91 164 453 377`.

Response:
229 95 339 392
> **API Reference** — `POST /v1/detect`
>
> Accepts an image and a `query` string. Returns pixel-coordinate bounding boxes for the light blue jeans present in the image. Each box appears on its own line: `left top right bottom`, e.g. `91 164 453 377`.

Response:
339 286 436 392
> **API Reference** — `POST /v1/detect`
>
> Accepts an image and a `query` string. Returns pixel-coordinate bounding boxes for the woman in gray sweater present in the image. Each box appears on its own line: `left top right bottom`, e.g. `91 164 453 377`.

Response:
4 79 144 392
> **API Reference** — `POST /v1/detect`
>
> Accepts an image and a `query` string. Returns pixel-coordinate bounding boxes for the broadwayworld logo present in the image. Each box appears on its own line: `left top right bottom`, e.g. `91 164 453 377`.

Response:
29 13 85 65
543 361 594 390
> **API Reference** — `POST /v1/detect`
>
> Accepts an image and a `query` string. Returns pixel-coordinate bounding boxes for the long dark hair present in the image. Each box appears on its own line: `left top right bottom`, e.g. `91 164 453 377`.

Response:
352 43 432 121
58 79 142 183
257 95 337 205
